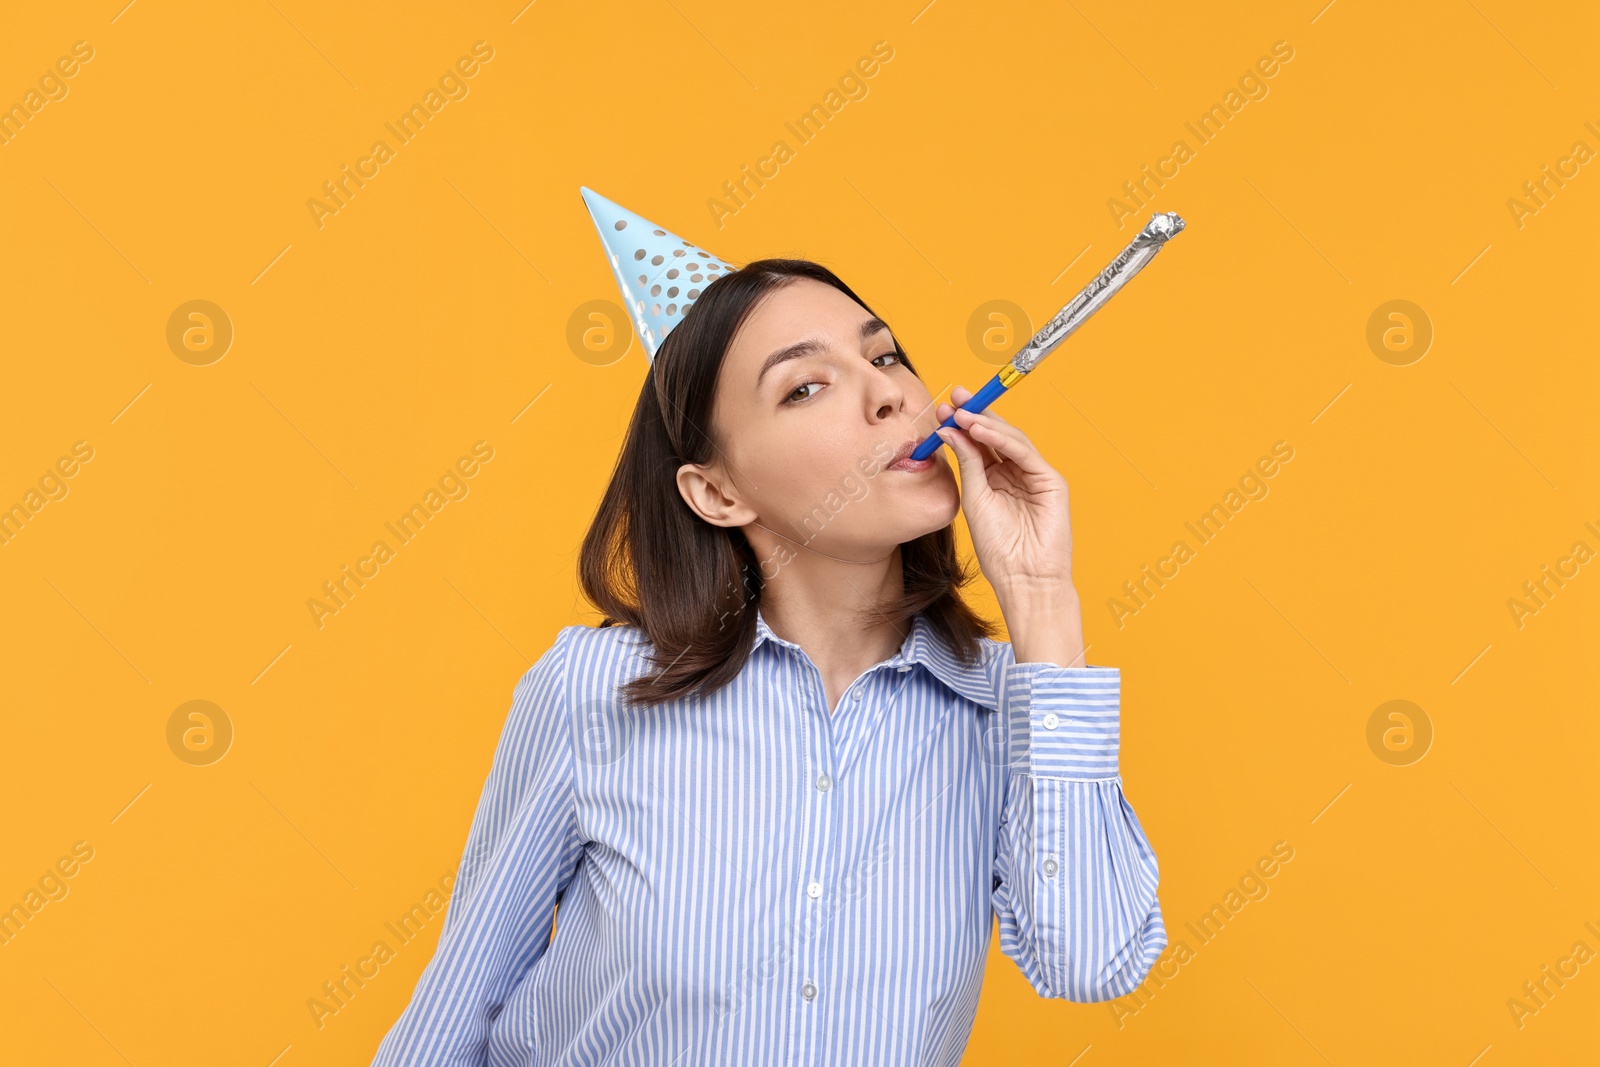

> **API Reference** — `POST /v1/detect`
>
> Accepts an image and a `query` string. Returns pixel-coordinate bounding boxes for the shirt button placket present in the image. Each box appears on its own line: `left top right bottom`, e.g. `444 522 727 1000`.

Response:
796 664 837 1039
811 763 833 1024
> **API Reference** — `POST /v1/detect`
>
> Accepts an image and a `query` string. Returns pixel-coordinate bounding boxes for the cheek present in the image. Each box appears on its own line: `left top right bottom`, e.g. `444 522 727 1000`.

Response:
740 449 837 517
804 443 868 506
902 376 934 411
786 425 873 485
755 438 883 519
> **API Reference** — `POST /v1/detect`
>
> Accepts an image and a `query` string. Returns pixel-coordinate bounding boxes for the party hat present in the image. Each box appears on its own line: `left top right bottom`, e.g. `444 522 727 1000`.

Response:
580 186 740 363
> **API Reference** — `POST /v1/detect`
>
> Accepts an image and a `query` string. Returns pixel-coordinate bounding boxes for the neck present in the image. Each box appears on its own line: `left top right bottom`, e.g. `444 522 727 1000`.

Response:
747 533 910 676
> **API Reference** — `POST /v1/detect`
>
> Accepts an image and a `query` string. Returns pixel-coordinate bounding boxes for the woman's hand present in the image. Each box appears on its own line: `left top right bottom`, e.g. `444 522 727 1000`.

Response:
935 385 1085 666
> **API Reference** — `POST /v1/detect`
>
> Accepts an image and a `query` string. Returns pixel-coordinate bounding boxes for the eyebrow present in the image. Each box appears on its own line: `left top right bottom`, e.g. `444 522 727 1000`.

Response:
756 317 892 390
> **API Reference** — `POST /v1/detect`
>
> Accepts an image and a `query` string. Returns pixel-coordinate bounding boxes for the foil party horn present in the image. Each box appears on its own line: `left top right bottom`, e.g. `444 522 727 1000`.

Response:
909 211 1187 461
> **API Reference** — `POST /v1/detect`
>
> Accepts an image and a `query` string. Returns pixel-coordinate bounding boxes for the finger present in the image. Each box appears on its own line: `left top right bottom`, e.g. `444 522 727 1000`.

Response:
940 419 996 468
957 401 1030 444
952 404 1038 456
942 389 1004 466
947 406 1002 466
936 384 973 423
951 410 1052 477
947 396 1036 454
936 425 994 492
941 385 1037 454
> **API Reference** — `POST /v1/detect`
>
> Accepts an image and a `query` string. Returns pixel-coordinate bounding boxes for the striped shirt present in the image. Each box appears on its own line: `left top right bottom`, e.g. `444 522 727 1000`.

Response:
371 607 1166 1066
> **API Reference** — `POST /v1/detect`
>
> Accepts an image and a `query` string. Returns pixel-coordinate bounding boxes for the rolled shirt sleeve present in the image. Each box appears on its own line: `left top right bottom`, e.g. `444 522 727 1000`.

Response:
991 660 1167 1002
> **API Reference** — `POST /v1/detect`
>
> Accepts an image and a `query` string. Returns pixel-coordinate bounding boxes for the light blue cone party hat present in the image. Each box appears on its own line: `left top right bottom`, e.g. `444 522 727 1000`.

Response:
580 186 740 363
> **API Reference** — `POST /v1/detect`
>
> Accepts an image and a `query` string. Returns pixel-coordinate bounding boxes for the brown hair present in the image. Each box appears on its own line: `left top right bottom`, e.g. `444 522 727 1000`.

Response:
578 258 998 708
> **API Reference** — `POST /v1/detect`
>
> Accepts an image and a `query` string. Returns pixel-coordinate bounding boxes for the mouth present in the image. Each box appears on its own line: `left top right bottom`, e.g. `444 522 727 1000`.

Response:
887 437 936 473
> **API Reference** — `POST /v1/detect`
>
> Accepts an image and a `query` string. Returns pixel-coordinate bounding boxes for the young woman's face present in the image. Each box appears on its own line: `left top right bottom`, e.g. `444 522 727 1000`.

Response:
684 277 960 558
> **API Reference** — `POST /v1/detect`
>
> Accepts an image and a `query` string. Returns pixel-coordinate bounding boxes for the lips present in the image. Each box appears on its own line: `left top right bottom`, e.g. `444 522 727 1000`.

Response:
887 437 935 471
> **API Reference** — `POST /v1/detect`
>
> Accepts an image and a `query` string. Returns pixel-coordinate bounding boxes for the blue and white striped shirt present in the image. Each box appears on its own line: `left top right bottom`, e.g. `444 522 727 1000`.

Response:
371 607 1166 1066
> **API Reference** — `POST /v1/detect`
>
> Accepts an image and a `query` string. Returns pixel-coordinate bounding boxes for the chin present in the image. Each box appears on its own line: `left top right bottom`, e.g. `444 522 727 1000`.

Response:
891 497 960 542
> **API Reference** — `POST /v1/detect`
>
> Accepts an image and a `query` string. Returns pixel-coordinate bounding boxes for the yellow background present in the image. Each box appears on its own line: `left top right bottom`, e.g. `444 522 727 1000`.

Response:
2 0 1596 1063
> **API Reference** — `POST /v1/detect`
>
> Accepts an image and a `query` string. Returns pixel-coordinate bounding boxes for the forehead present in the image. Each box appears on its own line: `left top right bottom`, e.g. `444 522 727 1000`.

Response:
724 278 875 372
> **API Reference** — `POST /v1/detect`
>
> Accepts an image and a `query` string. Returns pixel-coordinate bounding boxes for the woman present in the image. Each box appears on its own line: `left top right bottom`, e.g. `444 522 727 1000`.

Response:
372 255 1166 1066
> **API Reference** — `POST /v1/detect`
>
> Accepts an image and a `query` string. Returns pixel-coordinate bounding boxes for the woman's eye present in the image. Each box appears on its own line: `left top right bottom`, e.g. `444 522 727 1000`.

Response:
782 352 901 405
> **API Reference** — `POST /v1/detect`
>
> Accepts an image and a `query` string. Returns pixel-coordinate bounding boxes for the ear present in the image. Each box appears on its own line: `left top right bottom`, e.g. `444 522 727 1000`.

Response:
677 460 757 528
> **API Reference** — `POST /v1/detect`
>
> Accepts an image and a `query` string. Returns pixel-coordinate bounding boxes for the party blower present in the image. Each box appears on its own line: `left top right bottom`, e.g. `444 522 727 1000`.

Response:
909 211 1187 461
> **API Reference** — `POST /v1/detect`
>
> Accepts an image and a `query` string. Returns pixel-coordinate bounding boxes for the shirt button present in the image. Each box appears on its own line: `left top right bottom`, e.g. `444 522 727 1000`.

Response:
801 981 817 1001
852 689 862 701
1043 712 1060 730
1042 856 1059 878
807 880 822 899
816 773 833 792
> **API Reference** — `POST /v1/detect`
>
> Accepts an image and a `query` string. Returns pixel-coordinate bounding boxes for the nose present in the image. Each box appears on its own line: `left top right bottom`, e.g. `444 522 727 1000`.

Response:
866 365 906 424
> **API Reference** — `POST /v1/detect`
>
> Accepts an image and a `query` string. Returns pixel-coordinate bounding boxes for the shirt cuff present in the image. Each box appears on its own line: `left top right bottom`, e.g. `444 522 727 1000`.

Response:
1004 661 1121 780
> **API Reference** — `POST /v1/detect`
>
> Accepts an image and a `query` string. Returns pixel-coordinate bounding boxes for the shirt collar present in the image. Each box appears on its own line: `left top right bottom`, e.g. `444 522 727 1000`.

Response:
752 605 1000 710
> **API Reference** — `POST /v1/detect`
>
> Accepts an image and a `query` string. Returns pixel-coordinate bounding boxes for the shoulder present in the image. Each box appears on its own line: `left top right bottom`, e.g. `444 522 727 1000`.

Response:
512 621 655 699
497 623 651 751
